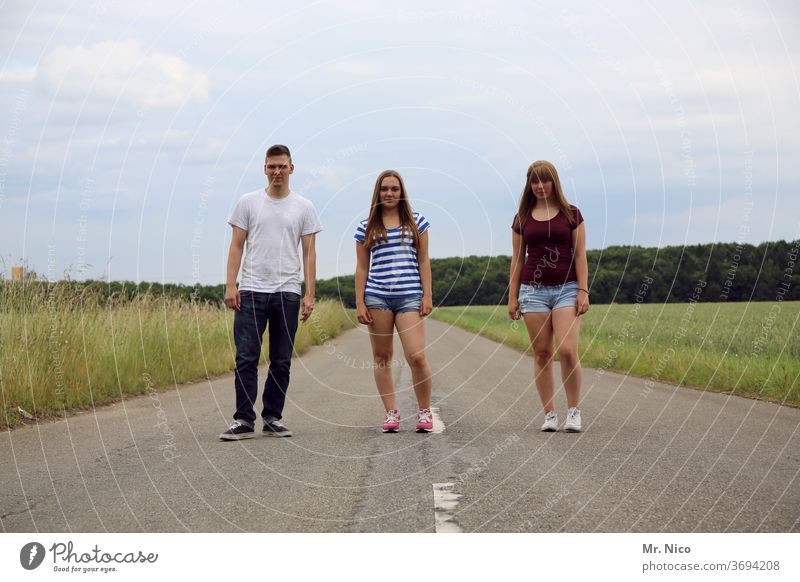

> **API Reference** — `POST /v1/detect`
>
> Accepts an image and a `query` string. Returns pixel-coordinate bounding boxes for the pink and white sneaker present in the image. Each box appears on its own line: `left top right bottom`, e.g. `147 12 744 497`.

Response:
416 409 433 433
382 410 400 433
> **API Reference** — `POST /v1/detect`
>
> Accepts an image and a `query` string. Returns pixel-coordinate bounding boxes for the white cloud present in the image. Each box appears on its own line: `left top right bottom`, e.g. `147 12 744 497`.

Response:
0 67 36 83
33 39 208 111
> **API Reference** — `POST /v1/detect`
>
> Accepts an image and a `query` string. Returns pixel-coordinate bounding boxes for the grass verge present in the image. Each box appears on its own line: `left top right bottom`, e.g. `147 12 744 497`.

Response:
431 302 800 406
0 282 355 429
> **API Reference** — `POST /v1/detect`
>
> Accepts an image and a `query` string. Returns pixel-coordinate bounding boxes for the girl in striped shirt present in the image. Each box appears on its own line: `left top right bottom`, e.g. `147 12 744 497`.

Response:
355 170 434 433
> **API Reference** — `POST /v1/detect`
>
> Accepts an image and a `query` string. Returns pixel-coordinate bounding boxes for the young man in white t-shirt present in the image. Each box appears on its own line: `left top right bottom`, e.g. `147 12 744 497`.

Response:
220 145 323 440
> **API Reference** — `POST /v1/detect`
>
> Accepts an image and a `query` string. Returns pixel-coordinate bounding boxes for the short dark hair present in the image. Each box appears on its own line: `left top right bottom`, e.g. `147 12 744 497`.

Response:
265 144 291 162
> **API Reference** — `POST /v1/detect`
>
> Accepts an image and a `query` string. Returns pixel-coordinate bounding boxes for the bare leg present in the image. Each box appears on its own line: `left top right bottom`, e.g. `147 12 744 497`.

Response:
522 312 555 412
551 307 582 409
368 309 397 411
394 311 432 410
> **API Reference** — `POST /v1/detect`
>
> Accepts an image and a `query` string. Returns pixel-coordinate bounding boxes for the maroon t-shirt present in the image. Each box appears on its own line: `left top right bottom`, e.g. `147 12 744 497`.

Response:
512 205 584 286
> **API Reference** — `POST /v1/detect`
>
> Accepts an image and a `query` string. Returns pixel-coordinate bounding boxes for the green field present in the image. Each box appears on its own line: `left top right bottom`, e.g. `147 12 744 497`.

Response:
431 302 800 405
0 283 355 429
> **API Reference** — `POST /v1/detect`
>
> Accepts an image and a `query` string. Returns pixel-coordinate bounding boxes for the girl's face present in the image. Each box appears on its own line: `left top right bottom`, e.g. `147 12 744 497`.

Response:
379 176 402 210
531 176 554 200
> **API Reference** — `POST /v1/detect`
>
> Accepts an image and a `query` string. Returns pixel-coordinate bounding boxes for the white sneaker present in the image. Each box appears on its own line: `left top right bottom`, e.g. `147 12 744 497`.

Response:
563 407 582 432
541 411 558 432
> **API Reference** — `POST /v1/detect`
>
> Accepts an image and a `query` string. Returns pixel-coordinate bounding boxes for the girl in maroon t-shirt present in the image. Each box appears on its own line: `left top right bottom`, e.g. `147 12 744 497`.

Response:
508 160 589 433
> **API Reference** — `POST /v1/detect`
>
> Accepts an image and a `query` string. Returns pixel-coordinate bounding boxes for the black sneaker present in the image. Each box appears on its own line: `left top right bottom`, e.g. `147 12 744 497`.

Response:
263 417 292 437
219 419 255 440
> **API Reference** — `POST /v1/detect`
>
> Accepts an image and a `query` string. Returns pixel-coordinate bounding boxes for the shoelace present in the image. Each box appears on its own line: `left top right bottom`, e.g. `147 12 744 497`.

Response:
545 412 557 421
385 411 399 422
229 420 246 430
567 409 580 419
418 410 432 423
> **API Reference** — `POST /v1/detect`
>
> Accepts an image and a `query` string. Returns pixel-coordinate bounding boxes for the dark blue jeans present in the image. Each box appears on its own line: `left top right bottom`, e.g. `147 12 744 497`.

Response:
233 290 300 424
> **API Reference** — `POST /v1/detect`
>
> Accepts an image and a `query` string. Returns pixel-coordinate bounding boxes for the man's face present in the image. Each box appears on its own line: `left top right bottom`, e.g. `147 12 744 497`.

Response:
264 154 293 187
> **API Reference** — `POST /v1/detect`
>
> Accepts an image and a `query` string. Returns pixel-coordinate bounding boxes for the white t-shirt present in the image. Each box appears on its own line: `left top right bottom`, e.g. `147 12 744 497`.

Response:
228 189 323 294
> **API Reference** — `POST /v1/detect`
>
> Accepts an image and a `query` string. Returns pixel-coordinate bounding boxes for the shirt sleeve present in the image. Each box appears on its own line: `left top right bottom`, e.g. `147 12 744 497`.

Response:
354 220 366 244
512 215 522 234
302 203 323 236
570 206 584 229
227 197 249 231
416 213 430 236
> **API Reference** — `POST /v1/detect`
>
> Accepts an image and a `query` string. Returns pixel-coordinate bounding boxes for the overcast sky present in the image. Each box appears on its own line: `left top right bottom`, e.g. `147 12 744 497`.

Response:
1 0 798 283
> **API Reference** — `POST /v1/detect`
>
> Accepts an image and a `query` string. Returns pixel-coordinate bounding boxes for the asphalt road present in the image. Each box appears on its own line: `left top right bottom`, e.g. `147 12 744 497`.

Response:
2 319 798 532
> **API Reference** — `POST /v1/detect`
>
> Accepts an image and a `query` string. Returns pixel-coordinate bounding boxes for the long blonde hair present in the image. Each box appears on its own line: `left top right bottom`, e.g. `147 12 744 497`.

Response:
514 160 575 231
364 170 421 251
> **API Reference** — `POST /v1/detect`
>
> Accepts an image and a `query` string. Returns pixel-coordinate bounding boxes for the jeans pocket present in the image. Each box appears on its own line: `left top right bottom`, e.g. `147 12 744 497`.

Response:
281 292 301 302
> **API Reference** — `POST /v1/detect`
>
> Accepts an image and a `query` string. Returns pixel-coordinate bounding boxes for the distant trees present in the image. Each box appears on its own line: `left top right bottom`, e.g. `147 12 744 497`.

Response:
9 240 795 307
317 240 800 306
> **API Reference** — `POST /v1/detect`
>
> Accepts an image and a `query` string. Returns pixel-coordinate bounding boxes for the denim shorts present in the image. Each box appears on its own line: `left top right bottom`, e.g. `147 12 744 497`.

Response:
364 294 422 314
519 281 579 314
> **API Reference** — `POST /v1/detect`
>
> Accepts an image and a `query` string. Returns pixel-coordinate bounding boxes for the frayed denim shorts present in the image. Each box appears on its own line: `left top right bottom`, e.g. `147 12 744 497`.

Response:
519 281 579 314
364 294 422 314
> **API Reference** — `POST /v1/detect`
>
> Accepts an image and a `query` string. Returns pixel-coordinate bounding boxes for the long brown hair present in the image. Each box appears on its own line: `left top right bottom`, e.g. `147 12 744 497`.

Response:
364 170 421 251
514 160 575 231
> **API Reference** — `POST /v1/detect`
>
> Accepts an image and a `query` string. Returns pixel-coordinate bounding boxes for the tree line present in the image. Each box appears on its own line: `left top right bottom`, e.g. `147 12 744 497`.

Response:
7 240 796 307
318 240 799 306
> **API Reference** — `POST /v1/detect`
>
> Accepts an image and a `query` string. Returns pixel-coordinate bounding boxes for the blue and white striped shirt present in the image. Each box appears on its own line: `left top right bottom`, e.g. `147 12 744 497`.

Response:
354 213 430 298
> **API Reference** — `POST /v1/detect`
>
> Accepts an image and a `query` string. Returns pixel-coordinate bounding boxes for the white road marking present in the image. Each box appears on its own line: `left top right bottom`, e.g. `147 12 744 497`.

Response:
432 482 463 533
431 406 445 434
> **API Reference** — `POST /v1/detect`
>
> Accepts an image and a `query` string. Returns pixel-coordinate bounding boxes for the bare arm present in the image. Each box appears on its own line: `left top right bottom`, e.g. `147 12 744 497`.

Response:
508 229 525 319
418 230 433 316
572 222 589 315
225 226 247 310
355 241 372 325
300 233 317 322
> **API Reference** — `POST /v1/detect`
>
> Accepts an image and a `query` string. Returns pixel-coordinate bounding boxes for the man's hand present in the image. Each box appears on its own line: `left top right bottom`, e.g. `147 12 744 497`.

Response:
225 284 240 310
301 294 315 322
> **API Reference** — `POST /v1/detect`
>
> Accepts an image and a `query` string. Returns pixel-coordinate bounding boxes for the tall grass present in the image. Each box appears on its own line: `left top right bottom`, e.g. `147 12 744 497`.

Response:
431 302 800 405
0 282 355 429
